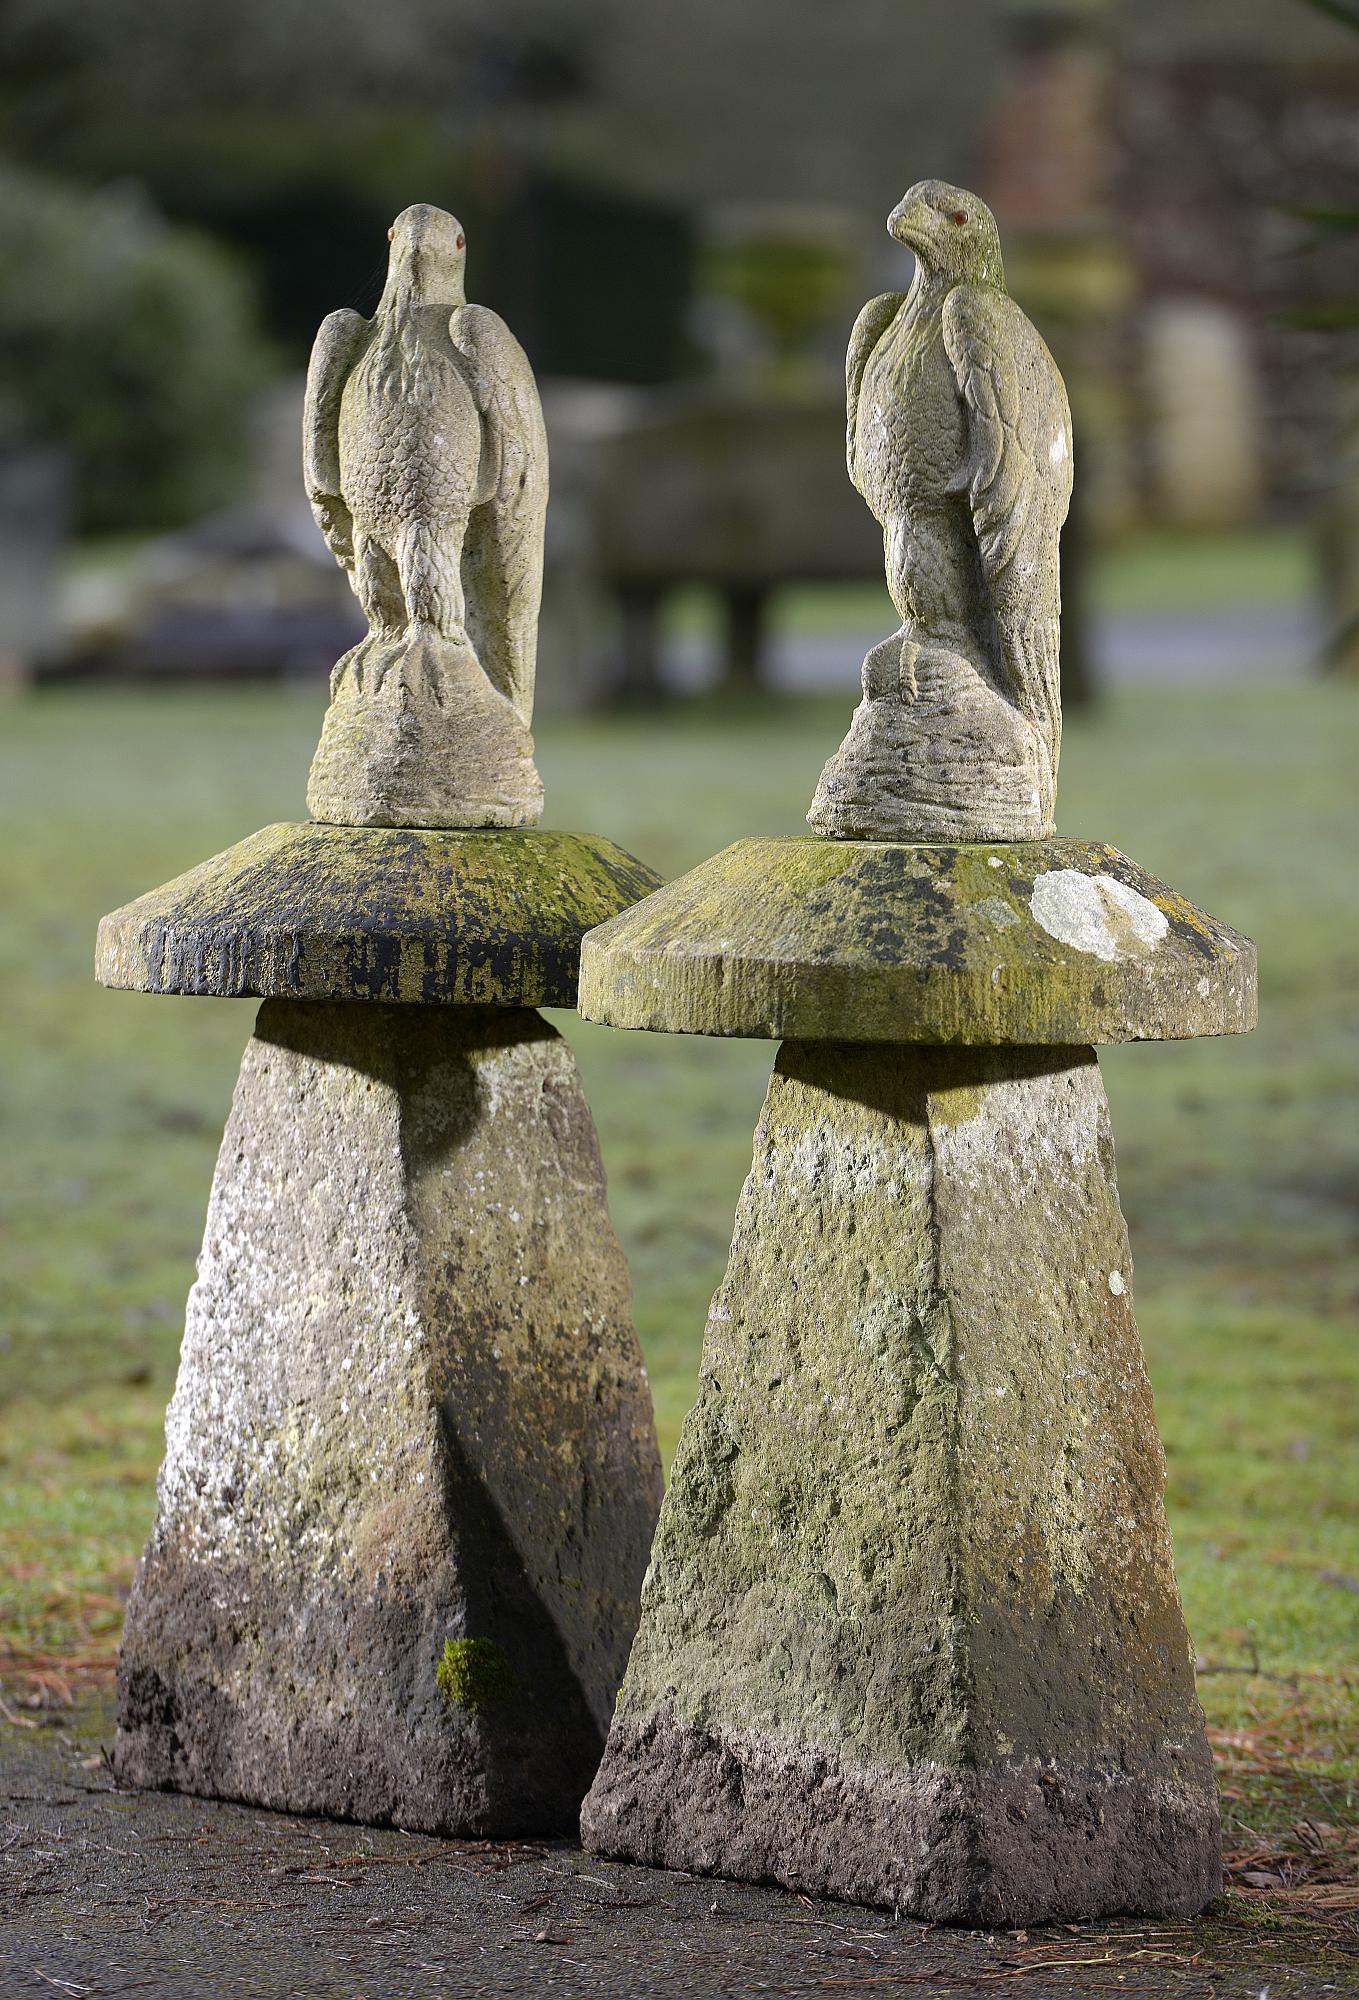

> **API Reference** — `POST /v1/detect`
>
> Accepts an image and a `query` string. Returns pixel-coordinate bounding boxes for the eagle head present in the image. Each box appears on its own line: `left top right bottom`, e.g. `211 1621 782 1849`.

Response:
887 181 1004 291
383 204 468 305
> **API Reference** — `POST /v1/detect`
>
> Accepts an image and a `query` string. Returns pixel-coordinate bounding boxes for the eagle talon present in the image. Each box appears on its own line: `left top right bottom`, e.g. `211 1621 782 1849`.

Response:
860 633 907 702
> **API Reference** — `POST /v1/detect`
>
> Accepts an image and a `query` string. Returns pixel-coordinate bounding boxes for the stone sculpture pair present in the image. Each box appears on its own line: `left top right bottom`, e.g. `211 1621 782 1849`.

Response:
98 190 1256 1925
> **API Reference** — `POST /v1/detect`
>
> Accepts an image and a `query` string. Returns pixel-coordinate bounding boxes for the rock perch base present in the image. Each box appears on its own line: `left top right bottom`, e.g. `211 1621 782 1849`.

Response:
116 1000 661 1835
581 1039 1219 1921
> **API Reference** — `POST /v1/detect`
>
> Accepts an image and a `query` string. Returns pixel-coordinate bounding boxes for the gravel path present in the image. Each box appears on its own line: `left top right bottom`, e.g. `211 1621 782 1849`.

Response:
2 1699 1352 1999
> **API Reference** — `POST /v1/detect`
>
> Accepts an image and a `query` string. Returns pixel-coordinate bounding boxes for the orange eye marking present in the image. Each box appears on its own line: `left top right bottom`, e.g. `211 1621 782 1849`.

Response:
952 210 967 225
456 233 465 249
387 226 395 240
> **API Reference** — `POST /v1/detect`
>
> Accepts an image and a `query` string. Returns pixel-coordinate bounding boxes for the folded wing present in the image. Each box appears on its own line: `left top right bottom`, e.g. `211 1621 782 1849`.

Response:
845 290 906 496
449 303 549 724
942 283 1072 754
303 307 372 572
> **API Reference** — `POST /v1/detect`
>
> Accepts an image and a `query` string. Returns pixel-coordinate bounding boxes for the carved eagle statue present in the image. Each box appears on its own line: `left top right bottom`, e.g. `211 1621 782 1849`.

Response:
810 179 1074 842
304 202 546 723
302 205 548 828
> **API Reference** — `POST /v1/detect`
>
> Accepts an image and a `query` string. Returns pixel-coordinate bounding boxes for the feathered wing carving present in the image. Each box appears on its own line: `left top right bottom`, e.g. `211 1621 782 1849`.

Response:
845 290 906 491
303 307 372 572
942 283 1073 765
449 302 549 726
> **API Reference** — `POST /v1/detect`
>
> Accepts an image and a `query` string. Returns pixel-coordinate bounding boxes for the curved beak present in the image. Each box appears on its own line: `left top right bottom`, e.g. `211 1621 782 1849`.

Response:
887 193 932 257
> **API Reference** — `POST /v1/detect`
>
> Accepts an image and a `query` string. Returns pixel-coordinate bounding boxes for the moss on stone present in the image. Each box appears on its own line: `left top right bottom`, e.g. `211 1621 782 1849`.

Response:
583 1039 1220 1919
437 1637 514 1714
579 836 1257 1046
114 1000 660 1834
95 822 662 1007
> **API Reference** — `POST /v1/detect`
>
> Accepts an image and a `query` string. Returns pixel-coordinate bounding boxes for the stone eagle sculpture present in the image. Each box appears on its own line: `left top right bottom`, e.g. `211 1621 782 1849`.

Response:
809 180 1073 842
305 204 548 828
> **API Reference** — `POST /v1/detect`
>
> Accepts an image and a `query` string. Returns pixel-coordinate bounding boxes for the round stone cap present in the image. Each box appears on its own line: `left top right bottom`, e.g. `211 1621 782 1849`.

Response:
579 837 1257 1045
96 821 663 1008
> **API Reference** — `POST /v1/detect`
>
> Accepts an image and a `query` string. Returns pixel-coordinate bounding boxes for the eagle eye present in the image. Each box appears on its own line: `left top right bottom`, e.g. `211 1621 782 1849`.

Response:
387 226 395 240
951 210 967 226
456 233 465 250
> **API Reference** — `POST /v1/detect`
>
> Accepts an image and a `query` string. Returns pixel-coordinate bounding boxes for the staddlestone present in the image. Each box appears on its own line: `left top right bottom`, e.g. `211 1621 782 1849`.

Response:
116 1001 662 1834
577 173 1251 1928
581 1039 1219 1922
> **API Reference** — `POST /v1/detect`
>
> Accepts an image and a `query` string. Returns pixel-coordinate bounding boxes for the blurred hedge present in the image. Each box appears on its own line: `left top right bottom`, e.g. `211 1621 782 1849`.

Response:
0 164 272 530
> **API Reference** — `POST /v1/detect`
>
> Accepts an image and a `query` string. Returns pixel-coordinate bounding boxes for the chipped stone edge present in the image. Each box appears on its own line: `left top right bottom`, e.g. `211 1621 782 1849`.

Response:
582 1711 1221 1925
577 838 1258 1047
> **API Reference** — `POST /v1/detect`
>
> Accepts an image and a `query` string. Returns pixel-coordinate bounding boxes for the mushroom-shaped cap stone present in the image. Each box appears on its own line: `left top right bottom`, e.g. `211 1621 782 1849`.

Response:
96 822 662 1008
579 838 1256 1046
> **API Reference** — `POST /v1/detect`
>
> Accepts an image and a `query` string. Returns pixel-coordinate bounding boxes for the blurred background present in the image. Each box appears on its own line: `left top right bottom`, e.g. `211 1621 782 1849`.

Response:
1 0 1357 1911
2 0 1359 696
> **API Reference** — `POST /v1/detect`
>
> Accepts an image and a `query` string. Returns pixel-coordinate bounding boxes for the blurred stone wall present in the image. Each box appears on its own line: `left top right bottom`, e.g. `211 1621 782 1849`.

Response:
1117 56 1359 516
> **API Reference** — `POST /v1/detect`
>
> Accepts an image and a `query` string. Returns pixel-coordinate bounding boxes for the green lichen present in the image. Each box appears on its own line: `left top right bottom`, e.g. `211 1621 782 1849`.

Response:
95 821 663 1007
579 835 1257 1047
437 1636 514 1714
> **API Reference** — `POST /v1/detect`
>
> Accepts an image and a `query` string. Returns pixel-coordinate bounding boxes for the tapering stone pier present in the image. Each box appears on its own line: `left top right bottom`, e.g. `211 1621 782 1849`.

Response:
578 840 1255 1922
98 831 663 1835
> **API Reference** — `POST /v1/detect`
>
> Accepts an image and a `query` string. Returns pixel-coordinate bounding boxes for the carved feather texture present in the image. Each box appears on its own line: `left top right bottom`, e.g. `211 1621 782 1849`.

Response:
449 303 549 726
846 290 906 490
303 308 372 571
942 283 1072 744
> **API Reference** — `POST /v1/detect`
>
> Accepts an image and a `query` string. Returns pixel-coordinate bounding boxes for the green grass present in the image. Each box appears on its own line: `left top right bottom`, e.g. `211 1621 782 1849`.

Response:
1092 525 1316 617
660 524 1315 643
0 682 1356 1852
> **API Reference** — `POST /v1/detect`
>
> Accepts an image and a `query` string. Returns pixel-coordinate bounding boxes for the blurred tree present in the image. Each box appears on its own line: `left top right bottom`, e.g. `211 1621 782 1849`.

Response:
0 165 270 530
0 0 993 370
1287 0 1359 673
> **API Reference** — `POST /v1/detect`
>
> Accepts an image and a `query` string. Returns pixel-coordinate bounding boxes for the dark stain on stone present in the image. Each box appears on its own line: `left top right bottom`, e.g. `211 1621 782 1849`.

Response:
96 823 664 1008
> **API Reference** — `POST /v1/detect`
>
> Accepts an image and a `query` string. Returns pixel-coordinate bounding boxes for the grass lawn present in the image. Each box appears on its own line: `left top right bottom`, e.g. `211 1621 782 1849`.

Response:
1 679 1356 1922
658 522 1318 643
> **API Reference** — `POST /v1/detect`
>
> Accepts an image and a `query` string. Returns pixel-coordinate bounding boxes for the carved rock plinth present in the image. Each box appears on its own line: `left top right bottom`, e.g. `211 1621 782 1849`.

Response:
100 825 663 1833
307 632 544 830
807 639 1053 842
578 835 1255 1922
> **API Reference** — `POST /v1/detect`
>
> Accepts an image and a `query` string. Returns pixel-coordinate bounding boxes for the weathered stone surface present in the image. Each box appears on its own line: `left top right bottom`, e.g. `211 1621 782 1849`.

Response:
303 205 549 828
581 1040 1220 1921
96 822 661 1006
116 1001 662 1835
810 636 1054 843
307 630 545 830
579 837 1256 1045
808 181 1072 841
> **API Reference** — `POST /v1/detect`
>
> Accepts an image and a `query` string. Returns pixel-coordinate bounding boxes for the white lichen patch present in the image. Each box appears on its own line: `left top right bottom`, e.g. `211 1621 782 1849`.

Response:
1030 870 1169 962
1108 1270 1126 1296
